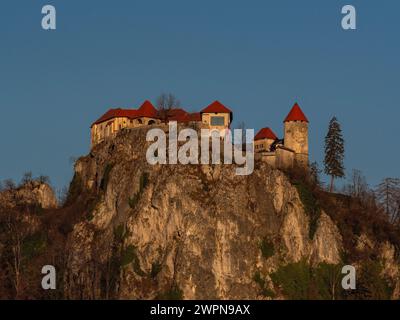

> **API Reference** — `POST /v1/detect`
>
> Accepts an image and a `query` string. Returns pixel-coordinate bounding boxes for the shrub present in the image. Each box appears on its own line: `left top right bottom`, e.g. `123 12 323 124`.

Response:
128 194 140 210
270 261 392 300
128 172 150 211
253 271 275 298
22 232 47 260
120 245 145 276
259 237 275 259
158 285 184 300
293 181 321 239
3 178 16 190
86 195 101 220
114 224 127 242
150 262 162 278
270 259 311 300
38 175 50 184
140 172 149 191
65 173 83 206
21 171 33 185
120 245 135 266
100 164 114 192
313 263 342 300
31 203 45 216
344 261 394 300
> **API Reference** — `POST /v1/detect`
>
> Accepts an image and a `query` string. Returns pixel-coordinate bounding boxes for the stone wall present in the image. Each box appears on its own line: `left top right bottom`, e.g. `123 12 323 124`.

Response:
284 121 308 165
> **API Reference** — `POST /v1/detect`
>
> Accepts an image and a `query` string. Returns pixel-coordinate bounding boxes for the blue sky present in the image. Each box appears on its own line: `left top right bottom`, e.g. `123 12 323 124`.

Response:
0 0 399 192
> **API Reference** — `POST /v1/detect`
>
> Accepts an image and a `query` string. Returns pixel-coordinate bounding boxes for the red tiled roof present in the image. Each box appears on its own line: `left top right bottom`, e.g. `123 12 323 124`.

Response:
188 112 201 122
92 108 138 126
91 100 159 127
137 100 158 118
254 127 278 141
165 109 201 123
166 108 187 121
92 101 205 127
284 103 309 123
201 101 232 114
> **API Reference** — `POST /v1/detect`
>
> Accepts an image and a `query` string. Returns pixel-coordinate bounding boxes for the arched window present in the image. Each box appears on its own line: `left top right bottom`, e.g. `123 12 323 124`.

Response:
148 120 156 125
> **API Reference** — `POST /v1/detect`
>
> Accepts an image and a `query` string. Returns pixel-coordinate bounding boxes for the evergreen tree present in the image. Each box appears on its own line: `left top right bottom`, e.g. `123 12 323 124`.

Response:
324 117 345 192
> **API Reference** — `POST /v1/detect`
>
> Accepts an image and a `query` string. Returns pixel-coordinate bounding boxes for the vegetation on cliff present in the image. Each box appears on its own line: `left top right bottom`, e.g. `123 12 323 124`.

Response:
0 132 399 300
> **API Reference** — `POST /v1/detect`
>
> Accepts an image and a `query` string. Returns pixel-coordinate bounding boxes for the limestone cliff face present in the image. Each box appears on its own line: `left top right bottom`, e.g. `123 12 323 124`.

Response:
63 128 346 299
0 181 57 209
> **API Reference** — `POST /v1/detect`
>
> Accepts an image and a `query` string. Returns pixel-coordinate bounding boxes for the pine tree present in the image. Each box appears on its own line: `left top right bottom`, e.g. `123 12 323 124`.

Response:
324 117 345 192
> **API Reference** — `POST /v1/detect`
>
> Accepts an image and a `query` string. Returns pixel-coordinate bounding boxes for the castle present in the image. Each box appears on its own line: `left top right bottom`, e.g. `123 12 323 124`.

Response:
254 103 309 169
91 100 309 169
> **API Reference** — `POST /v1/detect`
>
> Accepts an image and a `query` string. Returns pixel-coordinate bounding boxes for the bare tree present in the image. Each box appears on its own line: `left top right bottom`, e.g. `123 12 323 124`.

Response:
3 212 29 298
346 169 369 199
4 179 16 191
156 93 181 110
21 171 33 186
156 93 181 123
309 161 322 187
375 178 400 224
38 175 50 185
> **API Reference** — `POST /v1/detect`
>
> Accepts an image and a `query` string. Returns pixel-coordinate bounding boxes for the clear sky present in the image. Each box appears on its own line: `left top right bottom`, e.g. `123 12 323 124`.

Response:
0 0 399 193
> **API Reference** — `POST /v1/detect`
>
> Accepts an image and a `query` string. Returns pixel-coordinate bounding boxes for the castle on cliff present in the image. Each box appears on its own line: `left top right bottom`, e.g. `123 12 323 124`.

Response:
90 100 309 169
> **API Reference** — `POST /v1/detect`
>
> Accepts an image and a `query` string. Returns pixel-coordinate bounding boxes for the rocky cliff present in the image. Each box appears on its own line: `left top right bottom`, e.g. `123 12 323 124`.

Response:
61 127 399 299
1 127 399 299
0 180 57 210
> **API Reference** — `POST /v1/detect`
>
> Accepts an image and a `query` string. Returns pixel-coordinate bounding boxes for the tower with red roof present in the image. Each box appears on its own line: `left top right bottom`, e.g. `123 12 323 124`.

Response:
283 103 309 167
254 127 278 152
200 100 233 136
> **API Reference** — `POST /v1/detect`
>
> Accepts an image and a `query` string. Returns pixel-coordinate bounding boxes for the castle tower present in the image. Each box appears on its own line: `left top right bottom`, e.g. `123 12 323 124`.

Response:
283 103 309 167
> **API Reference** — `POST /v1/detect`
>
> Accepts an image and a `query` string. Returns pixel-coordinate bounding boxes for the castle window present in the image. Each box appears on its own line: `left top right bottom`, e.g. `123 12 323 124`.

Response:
210 116 225 126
